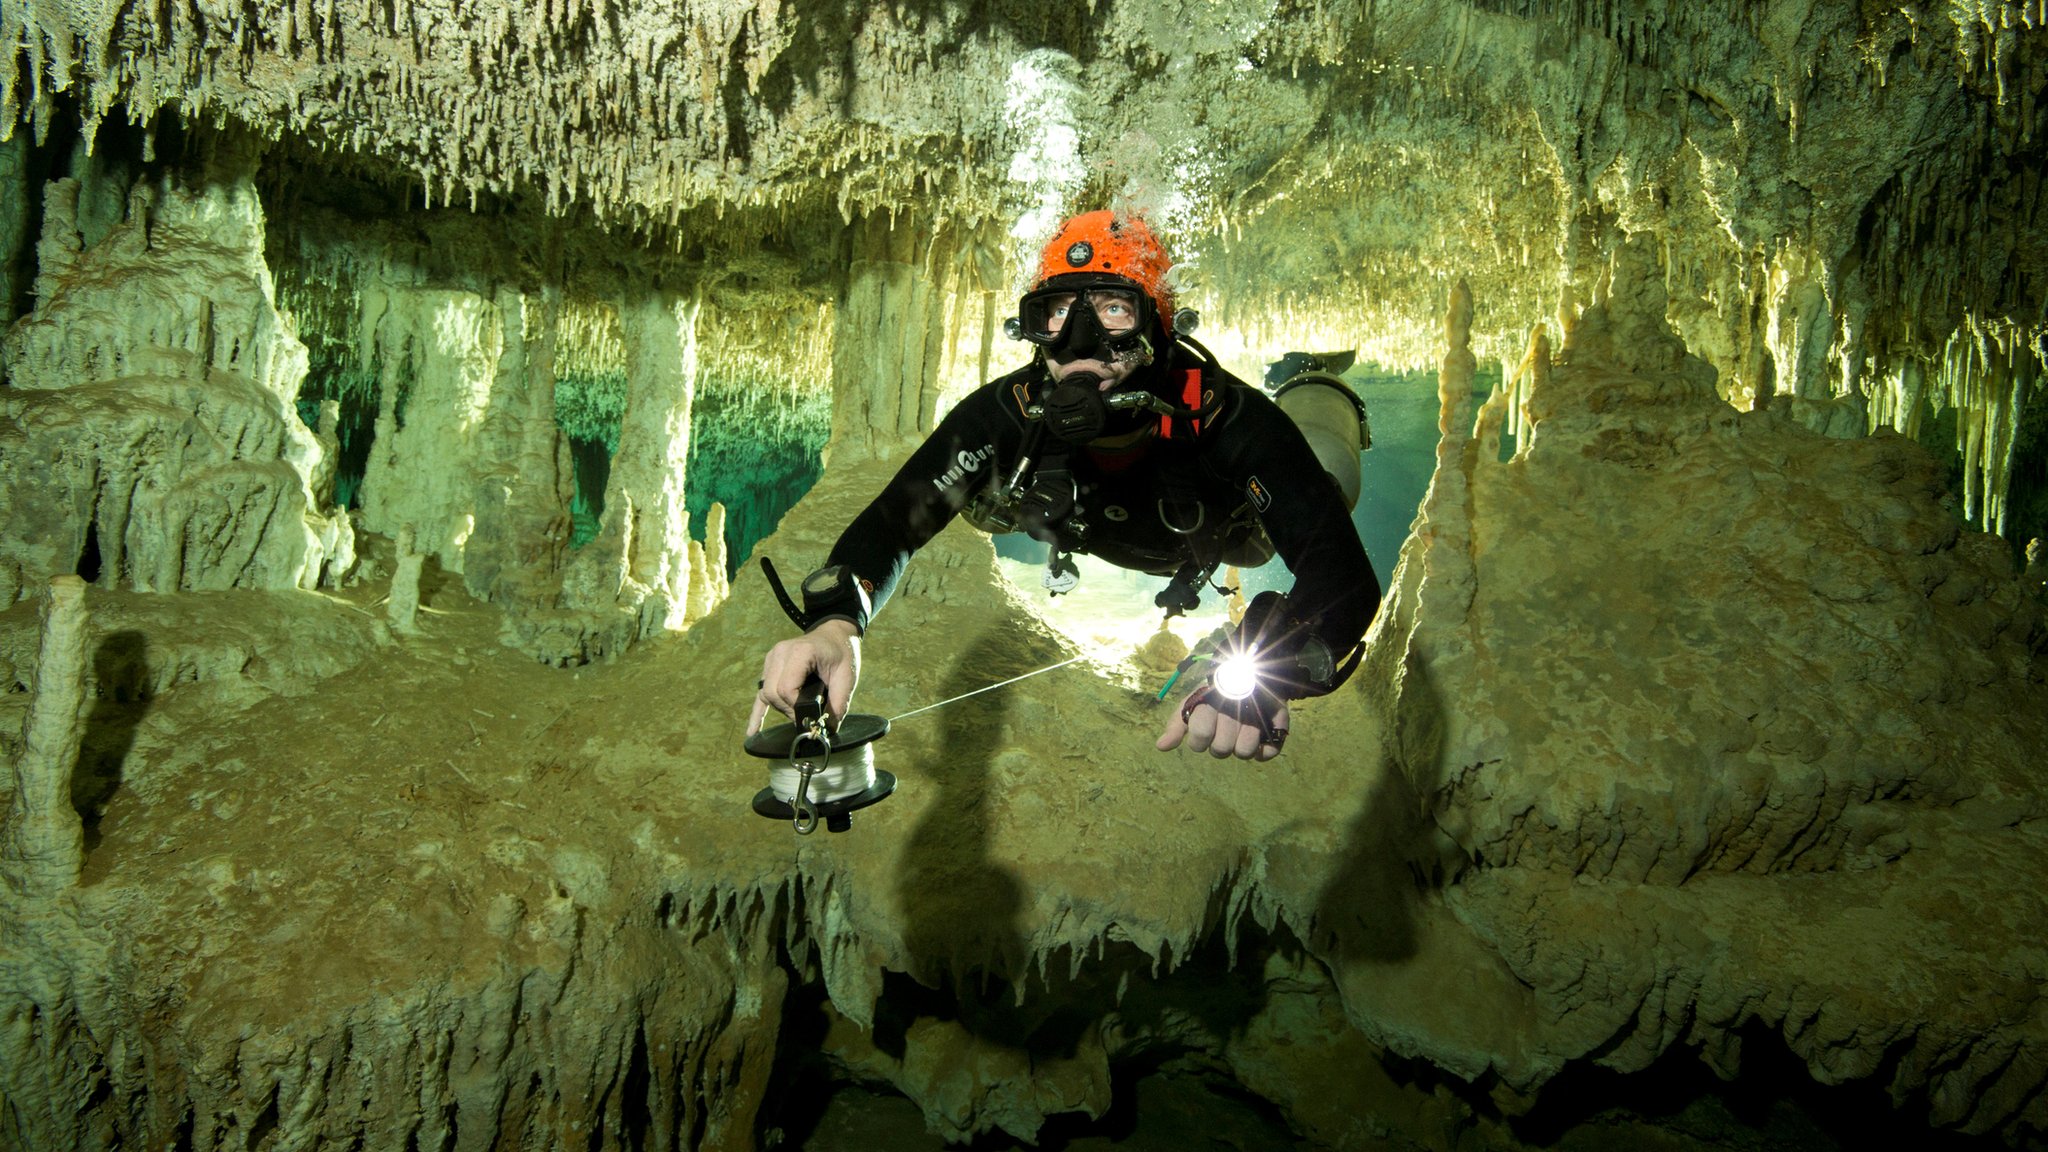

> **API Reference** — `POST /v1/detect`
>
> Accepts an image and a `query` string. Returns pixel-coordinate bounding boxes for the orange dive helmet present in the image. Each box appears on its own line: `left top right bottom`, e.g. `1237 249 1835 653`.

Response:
1031 210 1177 334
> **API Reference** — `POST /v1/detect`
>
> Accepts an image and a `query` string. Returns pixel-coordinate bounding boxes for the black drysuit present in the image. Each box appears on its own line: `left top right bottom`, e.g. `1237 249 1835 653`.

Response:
825 348 1382 690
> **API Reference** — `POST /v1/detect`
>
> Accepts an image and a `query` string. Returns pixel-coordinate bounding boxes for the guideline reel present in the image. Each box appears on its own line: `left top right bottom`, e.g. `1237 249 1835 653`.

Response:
745 673 895 834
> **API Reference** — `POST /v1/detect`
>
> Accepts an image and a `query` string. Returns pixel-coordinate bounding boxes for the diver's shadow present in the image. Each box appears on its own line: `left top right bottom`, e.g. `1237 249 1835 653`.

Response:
879 628 1041 1053
75 630 150 855
1307 647 1451 966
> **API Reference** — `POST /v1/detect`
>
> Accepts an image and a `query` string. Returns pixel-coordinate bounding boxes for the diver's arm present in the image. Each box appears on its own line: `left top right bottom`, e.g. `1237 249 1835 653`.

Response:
1157 379 1374 759
822 379 1022 621
753 380 1021 729
1206 384 1380 684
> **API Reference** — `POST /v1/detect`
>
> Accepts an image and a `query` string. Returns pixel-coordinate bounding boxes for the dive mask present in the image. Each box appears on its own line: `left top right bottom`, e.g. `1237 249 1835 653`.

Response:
1016 275 1156 368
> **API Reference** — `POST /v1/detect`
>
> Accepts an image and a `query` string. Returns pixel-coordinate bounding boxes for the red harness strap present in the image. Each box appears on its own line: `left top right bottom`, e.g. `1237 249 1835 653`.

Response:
1161 368 1204 439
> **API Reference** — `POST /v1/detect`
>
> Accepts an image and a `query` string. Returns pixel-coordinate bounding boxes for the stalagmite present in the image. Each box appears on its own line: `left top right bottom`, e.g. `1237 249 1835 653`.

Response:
703 500 730 609
2 577 89 894
387 524 424 635
311 398 342 510
683 540 715 626
1440 283 1477 432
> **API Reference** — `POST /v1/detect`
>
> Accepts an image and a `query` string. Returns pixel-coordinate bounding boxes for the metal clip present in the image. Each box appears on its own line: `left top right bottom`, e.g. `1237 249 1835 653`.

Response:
1158 498 1205 535
789 724 831 836
791 763 818 834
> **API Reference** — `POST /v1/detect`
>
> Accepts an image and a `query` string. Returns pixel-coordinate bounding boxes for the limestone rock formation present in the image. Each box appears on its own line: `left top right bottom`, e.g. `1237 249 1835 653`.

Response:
0 0 2044 1148
0 149 353 602
3 576 89 893
1352 287 2048 1135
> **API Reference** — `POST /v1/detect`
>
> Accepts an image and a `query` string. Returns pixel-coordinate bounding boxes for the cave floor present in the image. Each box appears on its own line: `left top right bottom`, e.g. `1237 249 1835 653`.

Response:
0 568 627 1036
789 1072 1307 1151
7 489 2030 1150
0 506 1397 1144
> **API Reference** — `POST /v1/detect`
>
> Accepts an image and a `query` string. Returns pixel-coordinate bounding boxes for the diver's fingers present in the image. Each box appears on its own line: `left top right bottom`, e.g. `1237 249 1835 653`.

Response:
823 657 856 722
1155 706 1189 751
763 645 814 717
1172 685 1213 752
1207 710 1241 759
1232 713 1264 760
1186 703 1220 754
757 651 788 717
750 650 783 727
1207 720 1237 757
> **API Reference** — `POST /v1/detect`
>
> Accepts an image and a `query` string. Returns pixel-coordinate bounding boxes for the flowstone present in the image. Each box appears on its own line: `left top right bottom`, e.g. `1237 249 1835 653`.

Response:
1345 291 2048 1137
0 579 790 1152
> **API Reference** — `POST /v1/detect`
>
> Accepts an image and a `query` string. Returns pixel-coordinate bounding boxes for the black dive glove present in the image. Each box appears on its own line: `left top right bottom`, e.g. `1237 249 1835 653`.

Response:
1178 592 1350 748
1224 591 1342 699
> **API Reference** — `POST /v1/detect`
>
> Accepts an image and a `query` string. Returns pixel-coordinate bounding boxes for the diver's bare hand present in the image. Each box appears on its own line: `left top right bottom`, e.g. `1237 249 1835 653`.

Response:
749 619 861 735
1156 688 1289 762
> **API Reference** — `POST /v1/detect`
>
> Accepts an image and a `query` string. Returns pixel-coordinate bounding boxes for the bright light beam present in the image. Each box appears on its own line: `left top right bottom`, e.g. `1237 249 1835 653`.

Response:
1213 652 1261 700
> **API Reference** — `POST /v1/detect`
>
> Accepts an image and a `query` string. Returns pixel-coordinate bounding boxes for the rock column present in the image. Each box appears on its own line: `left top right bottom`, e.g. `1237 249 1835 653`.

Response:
828 212 956 462
311 398 343 510
704 501 730 605
1375 279 1489 806
612 292 699 632
2 576 89 893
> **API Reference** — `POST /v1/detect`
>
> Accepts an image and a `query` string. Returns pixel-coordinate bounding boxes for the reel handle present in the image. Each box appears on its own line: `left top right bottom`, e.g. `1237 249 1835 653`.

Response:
793 672 830 731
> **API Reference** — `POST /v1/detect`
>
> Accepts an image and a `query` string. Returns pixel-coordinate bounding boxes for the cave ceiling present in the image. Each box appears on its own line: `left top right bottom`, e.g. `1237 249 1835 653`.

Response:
5 0 2045 523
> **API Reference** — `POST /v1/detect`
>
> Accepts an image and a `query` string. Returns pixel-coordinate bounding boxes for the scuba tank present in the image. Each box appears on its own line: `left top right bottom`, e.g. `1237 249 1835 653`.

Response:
1267 351 1369 512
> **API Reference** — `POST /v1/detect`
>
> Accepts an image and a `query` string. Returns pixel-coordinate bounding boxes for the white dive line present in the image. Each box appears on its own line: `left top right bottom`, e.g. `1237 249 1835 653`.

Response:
887 655 1087 724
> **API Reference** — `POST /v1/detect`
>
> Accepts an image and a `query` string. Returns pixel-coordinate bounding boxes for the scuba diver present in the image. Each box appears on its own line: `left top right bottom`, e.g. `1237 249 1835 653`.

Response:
748 209 1381 761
